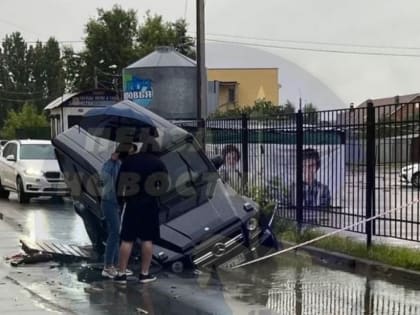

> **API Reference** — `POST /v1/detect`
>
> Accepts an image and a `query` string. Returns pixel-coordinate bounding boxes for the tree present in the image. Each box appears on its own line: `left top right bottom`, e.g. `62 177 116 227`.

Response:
61 46 85 92
0 33 65 126
303 102 319 124
283 100 296 114
76 7 195 92
43 38 65 104
1 103 49 139
26 38 65 110
209 99 283 119
137 12 195 59
0 32 30 119
82 5 139 91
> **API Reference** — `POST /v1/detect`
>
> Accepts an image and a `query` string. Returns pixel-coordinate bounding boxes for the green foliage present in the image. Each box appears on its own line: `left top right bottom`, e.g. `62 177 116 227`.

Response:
0 33 64 126
303 102 319 124
0 7 195 121
209 99 296 119
247 184 274 213
69 6 195 92
137 12 195 59
1 103 49 139
283 100 296 114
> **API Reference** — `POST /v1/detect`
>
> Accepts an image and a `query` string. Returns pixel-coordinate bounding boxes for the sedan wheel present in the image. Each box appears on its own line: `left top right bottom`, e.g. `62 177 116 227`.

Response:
0 178 9 199
17 177 30 204
412 173 420 189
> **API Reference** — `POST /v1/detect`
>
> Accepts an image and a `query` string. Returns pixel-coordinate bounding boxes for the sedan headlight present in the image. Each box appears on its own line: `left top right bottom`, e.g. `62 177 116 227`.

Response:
23 169 43 176
246 217 258 232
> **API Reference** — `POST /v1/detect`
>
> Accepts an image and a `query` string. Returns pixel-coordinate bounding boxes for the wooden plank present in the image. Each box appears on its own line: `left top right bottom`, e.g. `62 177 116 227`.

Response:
68 245 91 258
59 244 83 257
38 241 67 256
20 238 94 259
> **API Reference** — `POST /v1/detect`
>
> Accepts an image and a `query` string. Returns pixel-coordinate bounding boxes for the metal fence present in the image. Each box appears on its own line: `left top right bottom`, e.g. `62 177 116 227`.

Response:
188 101 420 244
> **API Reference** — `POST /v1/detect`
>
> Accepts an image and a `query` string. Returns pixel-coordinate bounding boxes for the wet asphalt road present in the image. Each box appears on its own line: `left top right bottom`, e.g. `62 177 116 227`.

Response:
1 194 420 314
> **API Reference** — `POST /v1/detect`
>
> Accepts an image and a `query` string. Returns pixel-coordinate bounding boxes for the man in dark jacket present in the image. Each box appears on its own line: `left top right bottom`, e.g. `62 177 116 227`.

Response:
114 140 168 284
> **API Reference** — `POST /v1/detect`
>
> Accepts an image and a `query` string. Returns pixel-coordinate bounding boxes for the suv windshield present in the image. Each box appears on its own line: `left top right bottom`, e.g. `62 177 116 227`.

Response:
158 140 219 223
20 144 56 160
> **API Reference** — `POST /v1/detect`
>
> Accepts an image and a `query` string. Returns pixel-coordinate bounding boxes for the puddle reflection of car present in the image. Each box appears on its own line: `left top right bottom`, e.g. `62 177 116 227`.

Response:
0 140 70 203
400 163 420 188
52 100 277 272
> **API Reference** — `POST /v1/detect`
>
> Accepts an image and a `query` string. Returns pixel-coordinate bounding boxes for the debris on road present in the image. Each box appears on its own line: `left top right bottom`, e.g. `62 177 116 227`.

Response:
5 251 53 266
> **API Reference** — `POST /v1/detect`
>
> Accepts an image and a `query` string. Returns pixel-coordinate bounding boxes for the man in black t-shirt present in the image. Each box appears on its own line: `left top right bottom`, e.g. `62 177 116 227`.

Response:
114 142 168 284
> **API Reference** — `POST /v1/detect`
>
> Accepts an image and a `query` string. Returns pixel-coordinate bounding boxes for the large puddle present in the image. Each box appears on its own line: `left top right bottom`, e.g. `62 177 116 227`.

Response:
221 255 420 315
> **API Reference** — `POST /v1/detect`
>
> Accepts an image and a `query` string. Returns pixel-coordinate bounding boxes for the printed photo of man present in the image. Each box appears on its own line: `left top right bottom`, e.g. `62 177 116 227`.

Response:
275 148 331 224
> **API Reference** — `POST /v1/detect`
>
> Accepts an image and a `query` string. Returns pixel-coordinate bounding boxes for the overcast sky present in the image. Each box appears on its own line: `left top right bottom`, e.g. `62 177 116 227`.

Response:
1 0 420 106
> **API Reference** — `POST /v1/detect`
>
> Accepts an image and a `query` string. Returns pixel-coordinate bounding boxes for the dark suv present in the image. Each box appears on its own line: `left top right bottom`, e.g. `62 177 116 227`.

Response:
52 101 277 271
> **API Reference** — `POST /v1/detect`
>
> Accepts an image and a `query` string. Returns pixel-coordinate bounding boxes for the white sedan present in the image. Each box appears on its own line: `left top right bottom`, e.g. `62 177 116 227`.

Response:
401 163 420 188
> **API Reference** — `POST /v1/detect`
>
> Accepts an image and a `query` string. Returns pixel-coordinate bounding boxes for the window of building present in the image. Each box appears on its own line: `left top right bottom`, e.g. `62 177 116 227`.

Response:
68 115 83 129
228 87 236 103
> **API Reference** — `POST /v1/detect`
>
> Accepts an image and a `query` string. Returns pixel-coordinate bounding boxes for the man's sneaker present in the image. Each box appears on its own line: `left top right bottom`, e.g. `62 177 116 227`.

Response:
113 273 127 284
125 269 134 276
139 273 156 283
101 268 117 279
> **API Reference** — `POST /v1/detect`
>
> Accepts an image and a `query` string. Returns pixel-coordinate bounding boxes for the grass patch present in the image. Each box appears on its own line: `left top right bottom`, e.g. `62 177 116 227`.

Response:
274 220 420 272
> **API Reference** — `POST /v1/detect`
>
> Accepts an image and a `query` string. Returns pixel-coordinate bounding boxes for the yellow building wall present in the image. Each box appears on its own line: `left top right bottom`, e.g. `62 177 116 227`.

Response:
207 68 279 108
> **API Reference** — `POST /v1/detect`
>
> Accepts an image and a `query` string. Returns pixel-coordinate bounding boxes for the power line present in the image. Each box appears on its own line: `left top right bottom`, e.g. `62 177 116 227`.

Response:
204 38 420 58
0 89 45 96
203 32 420 51
0 95 47 102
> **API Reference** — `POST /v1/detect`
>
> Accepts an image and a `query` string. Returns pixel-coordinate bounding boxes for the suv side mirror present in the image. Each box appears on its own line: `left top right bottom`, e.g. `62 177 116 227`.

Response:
211 155 224 170
6 154 16 162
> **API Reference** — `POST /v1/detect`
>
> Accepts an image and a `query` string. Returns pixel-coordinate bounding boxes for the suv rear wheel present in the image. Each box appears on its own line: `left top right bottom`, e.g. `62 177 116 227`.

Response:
0 178 9 199
16 177 30 204
412 173 420 189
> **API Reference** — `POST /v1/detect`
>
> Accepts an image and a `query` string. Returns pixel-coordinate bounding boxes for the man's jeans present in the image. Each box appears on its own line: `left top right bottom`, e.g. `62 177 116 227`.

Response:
102 201 120 267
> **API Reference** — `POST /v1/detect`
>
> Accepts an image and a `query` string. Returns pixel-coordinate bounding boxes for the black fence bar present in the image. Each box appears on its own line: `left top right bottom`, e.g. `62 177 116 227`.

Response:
296 110 304 231
366 100 376 247
241 113 249 194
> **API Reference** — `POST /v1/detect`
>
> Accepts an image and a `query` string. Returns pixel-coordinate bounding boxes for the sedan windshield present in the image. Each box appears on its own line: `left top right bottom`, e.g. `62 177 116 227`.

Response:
20 144 56 160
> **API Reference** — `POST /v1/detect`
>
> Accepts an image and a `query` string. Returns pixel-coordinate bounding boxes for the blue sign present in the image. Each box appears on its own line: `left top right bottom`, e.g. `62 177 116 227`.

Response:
123 74 153 107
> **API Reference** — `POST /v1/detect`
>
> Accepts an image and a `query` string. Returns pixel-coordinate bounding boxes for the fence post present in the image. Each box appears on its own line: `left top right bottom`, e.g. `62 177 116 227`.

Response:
296 110 304 232
241 113 249 194
366 100 376 248
197 118 206 153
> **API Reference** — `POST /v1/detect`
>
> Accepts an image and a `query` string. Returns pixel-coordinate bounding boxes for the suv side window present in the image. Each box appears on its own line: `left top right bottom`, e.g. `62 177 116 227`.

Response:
2 143 11 158
10 143 17 158
2 143 17 159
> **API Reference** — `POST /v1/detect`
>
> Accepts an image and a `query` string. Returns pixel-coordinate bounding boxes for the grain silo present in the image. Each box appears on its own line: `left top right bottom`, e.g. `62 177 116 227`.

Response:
123 46 201 120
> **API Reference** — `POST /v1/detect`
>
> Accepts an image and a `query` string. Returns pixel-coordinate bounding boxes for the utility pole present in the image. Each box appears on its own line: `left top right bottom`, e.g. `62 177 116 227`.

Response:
196 0 206 148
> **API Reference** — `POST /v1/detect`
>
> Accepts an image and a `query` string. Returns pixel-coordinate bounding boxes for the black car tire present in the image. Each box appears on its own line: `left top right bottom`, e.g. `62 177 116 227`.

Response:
0 178 9 199
412 173 420 189
16 177 30 204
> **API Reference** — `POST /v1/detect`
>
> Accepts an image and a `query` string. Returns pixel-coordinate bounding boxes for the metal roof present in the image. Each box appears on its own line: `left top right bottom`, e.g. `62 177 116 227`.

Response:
126 46 196 69
358 93 420 108
43 92 79 111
